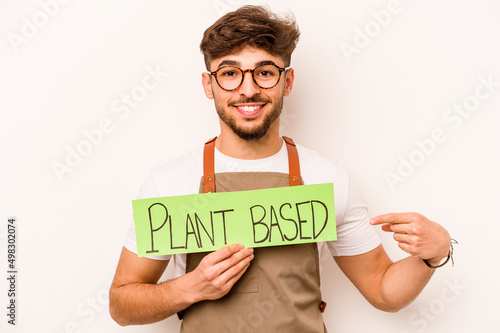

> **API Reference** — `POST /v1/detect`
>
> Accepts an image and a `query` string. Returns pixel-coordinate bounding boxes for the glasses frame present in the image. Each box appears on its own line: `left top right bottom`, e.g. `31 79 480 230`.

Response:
208 64 291 92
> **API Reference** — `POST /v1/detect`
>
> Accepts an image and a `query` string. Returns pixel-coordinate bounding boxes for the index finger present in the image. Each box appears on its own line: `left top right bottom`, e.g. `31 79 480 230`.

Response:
370 212 419 225
204 243 246 265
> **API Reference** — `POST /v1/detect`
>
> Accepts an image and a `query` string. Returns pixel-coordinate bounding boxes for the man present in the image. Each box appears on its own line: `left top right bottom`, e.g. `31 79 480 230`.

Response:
109 5 452 332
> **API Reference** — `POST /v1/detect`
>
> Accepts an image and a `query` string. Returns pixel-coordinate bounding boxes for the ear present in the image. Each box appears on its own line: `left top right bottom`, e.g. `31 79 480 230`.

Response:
283 68 295 97
202 72 214 99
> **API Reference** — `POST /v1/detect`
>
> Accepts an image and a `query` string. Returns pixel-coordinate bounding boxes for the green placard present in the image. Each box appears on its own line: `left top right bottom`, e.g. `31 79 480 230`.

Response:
132 183 336 256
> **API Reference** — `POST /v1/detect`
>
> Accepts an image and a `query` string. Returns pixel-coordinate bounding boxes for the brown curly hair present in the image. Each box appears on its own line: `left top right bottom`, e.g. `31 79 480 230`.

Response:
200 5 300 69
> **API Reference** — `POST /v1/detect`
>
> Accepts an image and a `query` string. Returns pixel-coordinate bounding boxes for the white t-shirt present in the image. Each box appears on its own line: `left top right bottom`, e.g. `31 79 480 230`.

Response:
124 141 381 278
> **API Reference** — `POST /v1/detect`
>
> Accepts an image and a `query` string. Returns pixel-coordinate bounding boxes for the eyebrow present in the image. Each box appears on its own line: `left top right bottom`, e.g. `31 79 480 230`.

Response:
255 60 278 67
217 60 240 68
216 59 279 69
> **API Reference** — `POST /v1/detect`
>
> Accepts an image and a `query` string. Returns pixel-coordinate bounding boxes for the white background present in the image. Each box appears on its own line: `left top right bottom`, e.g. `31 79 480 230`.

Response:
1 0 499 332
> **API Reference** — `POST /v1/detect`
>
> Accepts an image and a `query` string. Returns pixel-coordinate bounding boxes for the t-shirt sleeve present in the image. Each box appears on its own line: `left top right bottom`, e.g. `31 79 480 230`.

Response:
123 174 172 261
326 175 381 256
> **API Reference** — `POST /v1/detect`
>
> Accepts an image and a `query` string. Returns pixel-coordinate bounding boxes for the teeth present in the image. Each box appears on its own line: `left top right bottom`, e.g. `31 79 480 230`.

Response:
238 105 261 112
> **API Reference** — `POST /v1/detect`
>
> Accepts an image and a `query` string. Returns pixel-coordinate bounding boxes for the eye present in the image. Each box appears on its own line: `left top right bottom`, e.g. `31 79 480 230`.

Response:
256 66 278 78
218 67 240 78
258 70 273 77
222 70 236 77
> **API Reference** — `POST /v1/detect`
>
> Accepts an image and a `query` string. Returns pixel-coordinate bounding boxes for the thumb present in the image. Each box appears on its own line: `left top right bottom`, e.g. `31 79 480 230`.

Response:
380 224 392 232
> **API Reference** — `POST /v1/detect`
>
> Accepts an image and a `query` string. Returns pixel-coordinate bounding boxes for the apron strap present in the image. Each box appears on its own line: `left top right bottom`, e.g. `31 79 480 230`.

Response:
202 136 301 193
283 136 301 187
203 137 217 193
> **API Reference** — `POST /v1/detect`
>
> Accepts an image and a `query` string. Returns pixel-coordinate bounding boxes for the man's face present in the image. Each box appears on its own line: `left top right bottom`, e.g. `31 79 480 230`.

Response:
202 47 294 141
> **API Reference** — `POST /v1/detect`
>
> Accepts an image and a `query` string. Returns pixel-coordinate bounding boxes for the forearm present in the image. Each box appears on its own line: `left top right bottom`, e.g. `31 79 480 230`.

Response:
378 256 435 312
109 244 254 326
368 212 452 311
109 274 196 326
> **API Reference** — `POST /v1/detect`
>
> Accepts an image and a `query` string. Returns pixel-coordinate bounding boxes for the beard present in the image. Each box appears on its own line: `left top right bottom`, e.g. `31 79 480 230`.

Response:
215 95 284 141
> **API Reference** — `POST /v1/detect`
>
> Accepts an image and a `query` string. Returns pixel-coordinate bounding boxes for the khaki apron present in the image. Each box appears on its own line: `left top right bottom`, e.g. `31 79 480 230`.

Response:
180 137 327 333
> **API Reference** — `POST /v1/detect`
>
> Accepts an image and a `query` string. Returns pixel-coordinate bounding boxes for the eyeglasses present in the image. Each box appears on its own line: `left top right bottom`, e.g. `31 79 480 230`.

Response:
208 64 290 91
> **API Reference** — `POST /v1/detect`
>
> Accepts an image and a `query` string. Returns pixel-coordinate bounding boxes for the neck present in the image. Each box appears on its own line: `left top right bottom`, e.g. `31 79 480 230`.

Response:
216 123 283 160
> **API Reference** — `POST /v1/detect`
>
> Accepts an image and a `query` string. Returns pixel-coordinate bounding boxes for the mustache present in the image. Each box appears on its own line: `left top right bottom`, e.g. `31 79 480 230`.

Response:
228 97 271 106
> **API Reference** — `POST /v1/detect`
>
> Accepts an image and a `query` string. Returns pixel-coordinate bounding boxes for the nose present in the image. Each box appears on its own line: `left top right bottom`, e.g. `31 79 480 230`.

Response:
238 70 261 97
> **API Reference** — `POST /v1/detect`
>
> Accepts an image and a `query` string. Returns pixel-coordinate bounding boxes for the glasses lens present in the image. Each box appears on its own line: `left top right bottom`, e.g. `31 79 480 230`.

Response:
216 66 243 90
254 65 281 88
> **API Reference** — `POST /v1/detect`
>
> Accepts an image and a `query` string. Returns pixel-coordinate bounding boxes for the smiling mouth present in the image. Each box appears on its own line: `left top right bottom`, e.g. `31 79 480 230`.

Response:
234 104 266 116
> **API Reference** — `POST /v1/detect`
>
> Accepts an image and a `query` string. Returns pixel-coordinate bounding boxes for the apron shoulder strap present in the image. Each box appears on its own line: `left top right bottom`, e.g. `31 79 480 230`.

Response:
202 136 301 193
283 136 301 187
203 137 216 193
